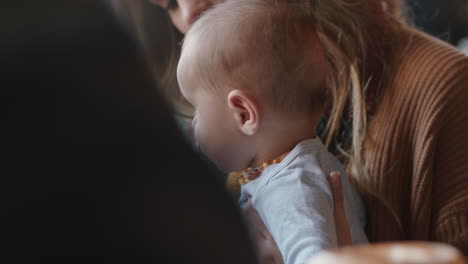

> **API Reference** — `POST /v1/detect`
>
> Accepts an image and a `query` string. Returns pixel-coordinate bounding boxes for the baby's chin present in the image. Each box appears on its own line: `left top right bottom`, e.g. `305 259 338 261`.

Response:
215 159 250 173
211 160 234 173
206 155 241 173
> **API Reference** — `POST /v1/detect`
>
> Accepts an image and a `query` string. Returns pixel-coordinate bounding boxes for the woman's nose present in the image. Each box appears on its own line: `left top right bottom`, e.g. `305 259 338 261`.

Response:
180 0 216 26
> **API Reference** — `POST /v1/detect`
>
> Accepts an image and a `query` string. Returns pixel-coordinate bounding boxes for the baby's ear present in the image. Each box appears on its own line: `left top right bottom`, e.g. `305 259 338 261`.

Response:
227 90 259 136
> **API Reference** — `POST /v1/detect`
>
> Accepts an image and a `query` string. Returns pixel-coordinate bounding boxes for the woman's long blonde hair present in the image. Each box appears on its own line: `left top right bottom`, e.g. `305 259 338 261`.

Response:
111 0 410 224
306 0 409 183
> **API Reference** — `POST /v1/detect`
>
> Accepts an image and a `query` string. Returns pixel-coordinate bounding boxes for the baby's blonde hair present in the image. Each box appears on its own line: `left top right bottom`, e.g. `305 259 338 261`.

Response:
179 0 328 115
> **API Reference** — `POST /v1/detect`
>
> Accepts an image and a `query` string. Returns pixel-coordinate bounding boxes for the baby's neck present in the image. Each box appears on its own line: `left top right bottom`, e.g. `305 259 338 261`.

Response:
247 113 319 168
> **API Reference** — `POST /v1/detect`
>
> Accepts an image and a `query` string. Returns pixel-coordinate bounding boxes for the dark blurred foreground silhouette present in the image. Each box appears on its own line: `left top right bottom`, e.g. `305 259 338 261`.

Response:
1 0 256 261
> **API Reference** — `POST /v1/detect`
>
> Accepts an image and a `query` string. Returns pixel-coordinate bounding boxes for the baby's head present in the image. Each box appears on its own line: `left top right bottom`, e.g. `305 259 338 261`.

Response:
177 0 328 171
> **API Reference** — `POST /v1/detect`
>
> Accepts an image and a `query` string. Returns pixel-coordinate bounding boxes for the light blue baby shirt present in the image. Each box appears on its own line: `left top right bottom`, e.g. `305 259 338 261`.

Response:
239 138 368 264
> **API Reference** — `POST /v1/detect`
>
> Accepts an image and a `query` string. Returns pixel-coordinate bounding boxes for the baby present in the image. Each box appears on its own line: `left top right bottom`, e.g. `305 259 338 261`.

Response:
176 0 368 263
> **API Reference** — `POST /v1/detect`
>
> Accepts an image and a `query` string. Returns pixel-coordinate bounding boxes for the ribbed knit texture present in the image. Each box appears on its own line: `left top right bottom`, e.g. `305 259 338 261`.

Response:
361 29 468 255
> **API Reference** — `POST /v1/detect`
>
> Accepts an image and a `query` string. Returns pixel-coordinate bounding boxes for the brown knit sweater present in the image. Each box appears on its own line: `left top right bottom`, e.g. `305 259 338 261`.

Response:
361 28 468 255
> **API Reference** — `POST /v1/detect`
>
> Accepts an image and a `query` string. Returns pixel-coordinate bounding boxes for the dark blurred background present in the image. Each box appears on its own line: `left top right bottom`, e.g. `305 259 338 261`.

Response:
411 0 468 53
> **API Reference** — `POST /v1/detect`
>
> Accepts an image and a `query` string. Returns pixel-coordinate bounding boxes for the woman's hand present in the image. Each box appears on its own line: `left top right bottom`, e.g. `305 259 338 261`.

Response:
327 171 352 247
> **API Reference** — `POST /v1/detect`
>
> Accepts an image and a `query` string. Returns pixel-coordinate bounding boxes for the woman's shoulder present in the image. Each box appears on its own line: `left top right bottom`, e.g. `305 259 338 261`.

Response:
388 28 468 86
382 28 468 113
369 27 468 151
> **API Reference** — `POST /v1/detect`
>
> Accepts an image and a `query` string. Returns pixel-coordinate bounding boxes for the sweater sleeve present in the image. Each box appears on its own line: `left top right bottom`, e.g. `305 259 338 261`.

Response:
252 169 337 264
431 56 468 256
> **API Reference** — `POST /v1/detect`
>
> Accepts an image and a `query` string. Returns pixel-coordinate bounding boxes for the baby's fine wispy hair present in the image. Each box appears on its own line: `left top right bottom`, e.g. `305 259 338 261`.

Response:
179 0 328 115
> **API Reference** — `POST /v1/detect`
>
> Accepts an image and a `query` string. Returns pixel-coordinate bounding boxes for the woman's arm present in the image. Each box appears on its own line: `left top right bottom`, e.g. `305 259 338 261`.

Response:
431 57 468 255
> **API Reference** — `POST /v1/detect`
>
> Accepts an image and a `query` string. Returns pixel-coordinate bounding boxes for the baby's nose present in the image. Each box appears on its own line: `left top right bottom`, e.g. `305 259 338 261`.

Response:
191 115 197 129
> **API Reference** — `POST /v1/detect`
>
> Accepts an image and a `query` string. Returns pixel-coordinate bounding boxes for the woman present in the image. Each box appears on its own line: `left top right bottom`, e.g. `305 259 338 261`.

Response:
111 0 468 255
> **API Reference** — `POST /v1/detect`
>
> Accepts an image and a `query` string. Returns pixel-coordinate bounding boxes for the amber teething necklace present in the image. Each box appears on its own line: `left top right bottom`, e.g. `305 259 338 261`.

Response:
226 151 290 199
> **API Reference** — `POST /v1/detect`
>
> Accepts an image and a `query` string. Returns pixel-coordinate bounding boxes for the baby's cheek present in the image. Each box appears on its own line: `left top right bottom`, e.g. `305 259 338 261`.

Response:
197 142 230 171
